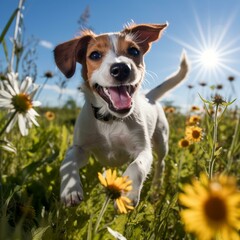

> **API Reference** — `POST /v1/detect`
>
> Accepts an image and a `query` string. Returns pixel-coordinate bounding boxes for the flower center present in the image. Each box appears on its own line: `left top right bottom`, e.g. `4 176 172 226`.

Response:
107 186 121 200
181 140 189 147
204 195 227 222
12 93 32 113
192 130 200 139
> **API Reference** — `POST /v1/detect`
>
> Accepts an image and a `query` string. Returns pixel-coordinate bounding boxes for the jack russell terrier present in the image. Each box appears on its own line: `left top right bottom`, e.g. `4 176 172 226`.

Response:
54 23 188 207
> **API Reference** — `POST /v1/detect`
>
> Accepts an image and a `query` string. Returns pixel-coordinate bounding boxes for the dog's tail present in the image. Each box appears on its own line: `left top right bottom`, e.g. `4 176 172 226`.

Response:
146 51 189 103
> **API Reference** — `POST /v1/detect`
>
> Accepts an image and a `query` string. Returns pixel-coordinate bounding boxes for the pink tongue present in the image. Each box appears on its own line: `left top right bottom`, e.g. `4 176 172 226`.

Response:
108 86 132 109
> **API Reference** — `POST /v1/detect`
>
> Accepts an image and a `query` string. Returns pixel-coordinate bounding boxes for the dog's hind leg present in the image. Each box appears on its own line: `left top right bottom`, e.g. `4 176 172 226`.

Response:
60 145 89 207
151 111 169 194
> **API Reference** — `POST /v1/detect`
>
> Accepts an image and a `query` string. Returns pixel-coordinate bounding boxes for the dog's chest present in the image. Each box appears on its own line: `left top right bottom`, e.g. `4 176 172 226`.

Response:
84 121 144 166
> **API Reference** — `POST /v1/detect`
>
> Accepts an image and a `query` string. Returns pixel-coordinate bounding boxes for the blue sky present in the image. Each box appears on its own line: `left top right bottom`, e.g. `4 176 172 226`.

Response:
1 0 240 109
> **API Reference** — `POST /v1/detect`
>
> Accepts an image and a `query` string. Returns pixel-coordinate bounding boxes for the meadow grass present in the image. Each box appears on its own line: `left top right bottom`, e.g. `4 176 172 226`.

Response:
0 102 239 239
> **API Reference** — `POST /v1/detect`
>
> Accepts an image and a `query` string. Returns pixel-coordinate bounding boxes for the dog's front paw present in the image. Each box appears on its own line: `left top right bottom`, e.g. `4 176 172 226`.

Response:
61 190 83 207
60 181 84 207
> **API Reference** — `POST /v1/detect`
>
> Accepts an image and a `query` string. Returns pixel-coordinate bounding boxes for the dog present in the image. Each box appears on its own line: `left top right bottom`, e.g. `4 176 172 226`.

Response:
54 23 188 207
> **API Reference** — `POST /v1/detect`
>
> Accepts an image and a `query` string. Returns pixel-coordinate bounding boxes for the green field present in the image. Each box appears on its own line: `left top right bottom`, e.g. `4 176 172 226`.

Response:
0 101 239 239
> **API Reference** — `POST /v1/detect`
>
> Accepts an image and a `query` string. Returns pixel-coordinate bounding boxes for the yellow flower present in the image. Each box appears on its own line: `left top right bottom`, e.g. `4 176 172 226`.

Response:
178 138 190 148
185 126 203 142
45 111 55 121
164 106 175 113
179 173 240 240
98 169 134 213
188 115 201 125
191 106 200 111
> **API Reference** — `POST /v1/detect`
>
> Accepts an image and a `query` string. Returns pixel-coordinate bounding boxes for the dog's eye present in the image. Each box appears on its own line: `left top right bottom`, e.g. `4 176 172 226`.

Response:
128 47 140 57
89 51 102 60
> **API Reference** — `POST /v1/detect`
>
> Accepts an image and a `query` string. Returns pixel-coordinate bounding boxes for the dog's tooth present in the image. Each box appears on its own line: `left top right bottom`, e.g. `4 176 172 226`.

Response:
104 87 110 95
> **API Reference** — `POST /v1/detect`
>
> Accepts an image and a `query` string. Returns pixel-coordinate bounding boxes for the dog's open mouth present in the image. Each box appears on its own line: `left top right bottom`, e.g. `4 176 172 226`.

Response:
94 84 137 113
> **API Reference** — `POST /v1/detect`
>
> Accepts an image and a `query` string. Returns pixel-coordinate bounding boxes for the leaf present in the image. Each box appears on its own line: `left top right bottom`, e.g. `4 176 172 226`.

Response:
2 37 10 64
21 150 59 181
59 125 68 159
2 186 21 216
198 93 212 105
107 227 127 240
222 98 237 106
87 214 93 240
214 147 222 157
0 8 19 43
32 226 50 240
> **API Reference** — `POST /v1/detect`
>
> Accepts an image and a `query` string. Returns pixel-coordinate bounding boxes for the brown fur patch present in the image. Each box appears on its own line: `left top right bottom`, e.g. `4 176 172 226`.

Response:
117 36 143 67
83 35 111 84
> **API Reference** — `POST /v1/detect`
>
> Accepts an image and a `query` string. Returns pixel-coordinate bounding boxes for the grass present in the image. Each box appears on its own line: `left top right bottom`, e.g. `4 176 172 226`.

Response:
0 103 239 239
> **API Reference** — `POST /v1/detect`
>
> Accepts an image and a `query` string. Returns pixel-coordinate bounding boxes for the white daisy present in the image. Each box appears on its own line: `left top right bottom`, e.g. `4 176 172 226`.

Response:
0 72 41 136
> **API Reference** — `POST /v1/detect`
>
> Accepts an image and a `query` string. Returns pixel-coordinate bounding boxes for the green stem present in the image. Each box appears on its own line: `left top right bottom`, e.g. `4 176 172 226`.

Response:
208 104 219 179
0 111 17 137
9 0 25 72
226 109 240 172
177 151 184 185
35 77 49 100
94 195 111 235
87 214 93 240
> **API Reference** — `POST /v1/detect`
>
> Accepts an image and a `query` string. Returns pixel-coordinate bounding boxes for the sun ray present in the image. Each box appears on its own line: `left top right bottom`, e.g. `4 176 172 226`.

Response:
218 62 240 76
219 46 240 57
193 9 208 49
214 9 238 50
167 35 202 55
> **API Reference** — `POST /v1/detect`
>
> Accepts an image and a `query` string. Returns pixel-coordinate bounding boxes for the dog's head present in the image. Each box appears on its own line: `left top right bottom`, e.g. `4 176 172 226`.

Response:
54 23 168 118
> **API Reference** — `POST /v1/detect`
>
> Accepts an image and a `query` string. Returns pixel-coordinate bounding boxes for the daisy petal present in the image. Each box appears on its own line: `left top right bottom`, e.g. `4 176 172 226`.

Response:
6 113 18 133
20 77 32 93
18 114 28 136
0 99 12 107
0 90 13 99
26 112 39 127
7 72 19 94
4 83 16 95
107 227 127 240
28 108 39 117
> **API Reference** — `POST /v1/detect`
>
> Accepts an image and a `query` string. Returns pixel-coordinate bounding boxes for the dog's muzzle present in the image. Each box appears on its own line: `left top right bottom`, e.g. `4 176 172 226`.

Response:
110 62 131 82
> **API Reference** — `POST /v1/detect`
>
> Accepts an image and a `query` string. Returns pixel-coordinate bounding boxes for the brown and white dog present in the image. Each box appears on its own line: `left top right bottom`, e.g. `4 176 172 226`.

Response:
54 23 188 207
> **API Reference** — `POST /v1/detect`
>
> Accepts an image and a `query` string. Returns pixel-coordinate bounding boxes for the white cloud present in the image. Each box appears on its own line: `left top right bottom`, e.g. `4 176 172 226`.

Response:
40 84 85 107
39 40 54 50
43 84 79 95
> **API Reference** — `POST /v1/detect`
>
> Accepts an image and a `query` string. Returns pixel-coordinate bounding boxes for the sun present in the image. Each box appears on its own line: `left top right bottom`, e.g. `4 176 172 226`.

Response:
199 48 220 69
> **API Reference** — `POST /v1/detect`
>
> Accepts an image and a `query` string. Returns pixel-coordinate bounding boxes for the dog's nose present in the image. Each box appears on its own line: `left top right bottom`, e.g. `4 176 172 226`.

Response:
110 63 131 81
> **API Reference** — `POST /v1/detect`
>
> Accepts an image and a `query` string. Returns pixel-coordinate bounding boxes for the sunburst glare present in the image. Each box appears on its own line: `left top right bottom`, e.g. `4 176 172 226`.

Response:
168 10 240 84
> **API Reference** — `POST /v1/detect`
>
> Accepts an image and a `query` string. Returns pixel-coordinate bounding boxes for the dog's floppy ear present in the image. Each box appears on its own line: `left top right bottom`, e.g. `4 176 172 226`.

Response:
123 23 168 53
54 33 93 78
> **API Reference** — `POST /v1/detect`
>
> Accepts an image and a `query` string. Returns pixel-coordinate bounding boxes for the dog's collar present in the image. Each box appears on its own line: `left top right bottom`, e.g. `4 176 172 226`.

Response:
91 105 118 122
